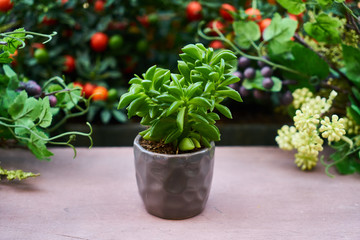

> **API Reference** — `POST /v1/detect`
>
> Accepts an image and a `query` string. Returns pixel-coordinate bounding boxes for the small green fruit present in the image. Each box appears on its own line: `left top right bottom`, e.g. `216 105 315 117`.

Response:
34 48 49 64
109 35 123 50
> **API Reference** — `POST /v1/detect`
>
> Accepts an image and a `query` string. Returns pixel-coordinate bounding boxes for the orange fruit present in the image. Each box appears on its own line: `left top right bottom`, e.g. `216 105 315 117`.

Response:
92 86 108 101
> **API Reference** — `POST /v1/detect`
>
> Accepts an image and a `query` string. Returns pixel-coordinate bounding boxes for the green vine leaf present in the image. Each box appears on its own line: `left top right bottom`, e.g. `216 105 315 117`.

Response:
342 45 360 86
263 13 298 43
315 0 333 7
27 129 54 161
38 97 53 128
304 13 342 43
276 0 306 15
233 20 261 49
8 91 27 119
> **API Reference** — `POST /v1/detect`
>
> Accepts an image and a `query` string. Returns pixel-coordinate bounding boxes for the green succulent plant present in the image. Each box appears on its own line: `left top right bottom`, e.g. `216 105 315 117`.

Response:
118 43 242 152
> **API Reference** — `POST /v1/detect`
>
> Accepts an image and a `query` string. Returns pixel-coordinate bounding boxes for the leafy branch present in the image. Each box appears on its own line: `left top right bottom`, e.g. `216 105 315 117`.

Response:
197 21 303 76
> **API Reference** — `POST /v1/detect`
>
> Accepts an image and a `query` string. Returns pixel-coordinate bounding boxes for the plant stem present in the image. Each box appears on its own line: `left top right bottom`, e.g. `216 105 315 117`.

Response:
342 2 359 22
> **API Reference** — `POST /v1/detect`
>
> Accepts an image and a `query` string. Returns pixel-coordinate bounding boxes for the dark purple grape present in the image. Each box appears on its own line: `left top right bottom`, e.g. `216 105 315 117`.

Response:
25 80 42 96
262 77 274 89
48 95 57 107
239 86 250 97
257 56 269 68
260 66 273 77
232 71 243 79
244 67 255 79
281 91 293 105
229 82 240 90
253 89 269 100
238 56 251 69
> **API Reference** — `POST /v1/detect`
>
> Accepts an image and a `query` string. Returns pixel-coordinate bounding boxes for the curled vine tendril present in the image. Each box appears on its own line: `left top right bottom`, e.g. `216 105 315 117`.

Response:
0 30 57 49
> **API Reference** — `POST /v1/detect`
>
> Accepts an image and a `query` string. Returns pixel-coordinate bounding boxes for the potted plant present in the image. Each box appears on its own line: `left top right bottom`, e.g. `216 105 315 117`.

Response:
118 43 242 219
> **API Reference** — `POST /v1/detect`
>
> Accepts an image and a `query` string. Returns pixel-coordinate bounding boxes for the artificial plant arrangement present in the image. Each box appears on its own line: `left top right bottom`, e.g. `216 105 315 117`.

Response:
197 0 359 176
0 28 93 181
118 43 242 153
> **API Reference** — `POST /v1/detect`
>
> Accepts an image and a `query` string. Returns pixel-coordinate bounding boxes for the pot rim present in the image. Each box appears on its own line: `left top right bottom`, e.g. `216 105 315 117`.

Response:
134 134 215 158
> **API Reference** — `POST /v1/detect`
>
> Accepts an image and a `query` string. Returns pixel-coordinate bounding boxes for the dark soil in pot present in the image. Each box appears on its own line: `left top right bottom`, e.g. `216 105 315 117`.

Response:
139 138 205 155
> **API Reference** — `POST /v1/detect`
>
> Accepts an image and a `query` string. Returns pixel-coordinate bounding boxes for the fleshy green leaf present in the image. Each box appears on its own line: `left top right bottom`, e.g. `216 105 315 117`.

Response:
181 44 203 60
215 103 232 119
216 89 243 102
193 123 220 141
211 50 237 65
166 100 183 116
176 107 186 132
189 97 212 108
118 92 140 109
127 95 147 118
145 65 157 80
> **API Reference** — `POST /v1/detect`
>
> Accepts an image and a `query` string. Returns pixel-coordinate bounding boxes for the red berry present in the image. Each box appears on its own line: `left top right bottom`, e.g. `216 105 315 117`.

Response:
137 15 150 28
206 20 226 36
259 18 272 33
209 40 224 49
186 1 202 21
245 8 261 21
63 55 76 73
42 16 57 26
94 0 105 12
83 83 96 99
90 32 109 52
0 0 13 12
219 3 237 22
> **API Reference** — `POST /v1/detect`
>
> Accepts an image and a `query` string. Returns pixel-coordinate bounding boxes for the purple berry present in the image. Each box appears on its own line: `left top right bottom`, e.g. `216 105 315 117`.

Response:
229 82 240 90
257 56 269 68
262 77 274 89
239 86 250 97
253 89 269 100
48 95 57 107
232 71 243 79
244 67 255 79
25 80 42 96
260 66 273 77
238 56 251 69
281 91 293 105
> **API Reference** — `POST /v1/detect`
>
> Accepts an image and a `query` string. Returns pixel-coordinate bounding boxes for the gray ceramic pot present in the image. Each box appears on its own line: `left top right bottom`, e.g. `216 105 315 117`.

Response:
133 135 215 220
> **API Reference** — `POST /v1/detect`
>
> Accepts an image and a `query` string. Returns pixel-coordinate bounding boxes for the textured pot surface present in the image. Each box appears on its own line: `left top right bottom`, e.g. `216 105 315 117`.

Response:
133 135 215 220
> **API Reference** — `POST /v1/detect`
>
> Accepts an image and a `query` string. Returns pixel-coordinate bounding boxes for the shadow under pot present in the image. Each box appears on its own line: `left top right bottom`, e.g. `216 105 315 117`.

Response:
133 135 215 220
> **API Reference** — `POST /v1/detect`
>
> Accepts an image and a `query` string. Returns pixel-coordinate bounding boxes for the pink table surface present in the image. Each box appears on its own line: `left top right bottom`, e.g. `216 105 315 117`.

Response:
1 147 359 240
